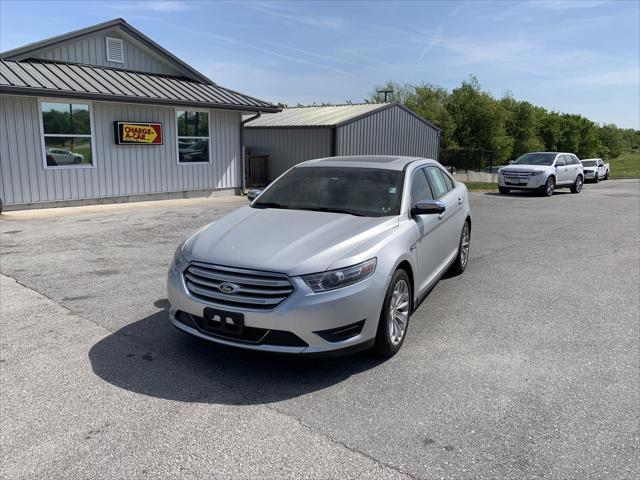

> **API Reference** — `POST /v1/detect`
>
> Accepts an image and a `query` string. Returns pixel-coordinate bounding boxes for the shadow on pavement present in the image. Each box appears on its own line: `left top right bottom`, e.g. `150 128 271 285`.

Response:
88 301 386 405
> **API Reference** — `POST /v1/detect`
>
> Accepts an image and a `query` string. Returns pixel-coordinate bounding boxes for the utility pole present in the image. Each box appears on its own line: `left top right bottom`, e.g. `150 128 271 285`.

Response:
377 89 393 103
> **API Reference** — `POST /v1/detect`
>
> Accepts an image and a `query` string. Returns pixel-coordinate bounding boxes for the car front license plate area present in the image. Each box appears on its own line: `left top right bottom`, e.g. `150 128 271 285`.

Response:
202 307 244 336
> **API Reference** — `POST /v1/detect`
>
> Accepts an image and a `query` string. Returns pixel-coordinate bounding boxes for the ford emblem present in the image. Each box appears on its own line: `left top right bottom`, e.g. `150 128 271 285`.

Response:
219 282 240 294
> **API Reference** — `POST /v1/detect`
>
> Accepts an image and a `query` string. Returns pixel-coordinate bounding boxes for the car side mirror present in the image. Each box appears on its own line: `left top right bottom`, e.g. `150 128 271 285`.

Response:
556 161 565 167
411 199 446 216
247 189 262 202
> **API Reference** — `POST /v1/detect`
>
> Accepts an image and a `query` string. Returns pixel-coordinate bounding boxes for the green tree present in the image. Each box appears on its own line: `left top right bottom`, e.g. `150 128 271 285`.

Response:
446 77 512 162
369 81 415 105
500 94 544 159
407 83 457 149
596 124 624 158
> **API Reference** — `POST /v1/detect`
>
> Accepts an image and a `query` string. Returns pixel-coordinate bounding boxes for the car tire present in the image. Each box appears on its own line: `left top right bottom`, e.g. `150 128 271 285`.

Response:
604 171 609 180
374 269 412 357
448 220 471 276
542 176 555 196
570 175 583 194
498 186 510 194
594 173 599 183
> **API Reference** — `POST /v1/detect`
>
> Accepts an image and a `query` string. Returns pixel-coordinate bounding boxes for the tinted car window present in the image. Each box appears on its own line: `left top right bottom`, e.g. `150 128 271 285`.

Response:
425 167 449 198
565 154 577 165
253 166 405 217
441 169 454 190
410 168 433 203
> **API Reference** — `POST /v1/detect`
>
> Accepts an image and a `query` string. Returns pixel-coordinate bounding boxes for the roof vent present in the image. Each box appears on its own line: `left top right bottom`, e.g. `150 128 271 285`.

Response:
105 37 124 63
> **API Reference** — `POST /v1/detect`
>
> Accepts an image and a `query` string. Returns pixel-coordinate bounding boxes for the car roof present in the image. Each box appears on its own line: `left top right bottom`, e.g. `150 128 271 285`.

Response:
296 155 436 171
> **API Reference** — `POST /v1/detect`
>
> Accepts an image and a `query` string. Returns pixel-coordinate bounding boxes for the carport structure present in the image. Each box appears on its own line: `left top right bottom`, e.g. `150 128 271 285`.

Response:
244 103 440 181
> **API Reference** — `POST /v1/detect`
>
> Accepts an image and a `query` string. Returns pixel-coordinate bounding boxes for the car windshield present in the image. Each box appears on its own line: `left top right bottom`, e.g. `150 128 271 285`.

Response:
252 166 405 217
581 160 597 167
513 153 557 166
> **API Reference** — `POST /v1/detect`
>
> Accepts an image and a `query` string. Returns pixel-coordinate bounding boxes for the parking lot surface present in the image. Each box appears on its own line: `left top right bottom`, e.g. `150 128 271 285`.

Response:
1 180 639 479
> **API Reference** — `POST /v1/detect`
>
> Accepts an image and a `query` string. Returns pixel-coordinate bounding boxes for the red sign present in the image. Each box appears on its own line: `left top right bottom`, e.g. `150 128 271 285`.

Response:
114 122 163 145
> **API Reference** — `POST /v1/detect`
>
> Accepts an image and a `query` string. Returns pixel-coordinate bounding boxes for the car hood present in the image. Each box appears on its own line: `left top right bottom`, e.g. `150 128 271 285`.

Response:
501 164 552 173
185 206 399 276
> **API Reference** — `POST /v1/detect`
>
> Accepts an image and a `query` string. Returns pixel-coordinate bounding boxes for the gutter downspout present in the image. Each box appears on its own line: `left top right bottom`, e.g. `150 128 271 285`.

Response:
240 112 261 195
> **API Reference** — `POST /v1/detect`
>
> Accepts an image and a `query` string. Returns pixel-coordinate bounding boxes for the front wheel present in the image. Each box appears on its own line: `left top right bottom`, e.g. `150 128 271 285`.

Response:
374 270 412 357
594 173 599 183
498 186 510 194
542 176 555 196
570 175 583 193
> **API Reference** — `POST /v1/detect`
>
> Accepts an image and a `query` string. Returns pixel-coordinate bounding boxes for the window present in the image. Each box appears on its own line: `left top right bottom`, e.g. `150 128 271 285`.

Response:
425 167 450 199
41 101 93 168
564 154 577 165
177 110 210 163
410 168 433 204
441 169 455 190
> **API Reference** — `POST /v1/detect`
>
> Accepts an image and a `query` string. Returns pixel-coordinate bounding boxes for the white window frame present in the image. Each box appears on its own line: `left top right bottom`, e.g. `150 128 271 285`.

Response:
38 98 97 170
105 37 125 64
175 108 212 165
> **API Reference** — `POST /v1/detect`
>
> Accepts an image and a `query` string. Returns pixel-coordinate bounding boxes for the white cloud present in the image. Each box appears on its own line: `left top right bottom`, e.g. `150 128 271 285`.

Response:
112 1 191 13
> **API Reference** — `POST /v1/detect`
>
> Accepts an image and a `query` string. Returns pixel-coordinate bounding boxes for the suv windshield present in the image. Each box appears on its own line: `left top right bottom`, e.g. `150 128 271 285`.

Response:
252 166 405 217
581 160 597 167
513 153 558 166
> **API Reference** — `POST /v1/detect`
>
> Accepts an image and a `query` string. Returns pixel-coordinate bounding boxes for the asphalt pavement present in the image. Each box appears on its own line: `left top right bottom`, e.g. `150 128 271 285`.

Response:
1 180 638 479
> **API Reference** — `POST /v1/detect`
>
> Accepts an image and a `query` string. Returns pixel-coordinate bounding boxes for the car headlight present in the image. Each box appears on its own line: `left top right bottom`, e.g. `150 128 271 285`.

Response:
171 245 189 272
302 258 377 293
530 170 545 176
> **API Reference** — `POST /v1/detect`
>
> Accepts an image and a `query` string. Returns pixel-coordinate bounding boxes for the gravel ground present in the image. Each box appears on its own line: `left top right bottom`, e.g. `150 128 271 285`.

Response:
1 180 638 479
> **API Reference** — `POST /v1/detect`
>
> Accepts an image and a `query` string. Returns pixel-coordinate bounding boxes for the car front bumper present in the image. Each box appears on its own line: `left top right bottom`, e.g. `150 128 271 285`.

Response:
167 264 389 354
498 174 547 189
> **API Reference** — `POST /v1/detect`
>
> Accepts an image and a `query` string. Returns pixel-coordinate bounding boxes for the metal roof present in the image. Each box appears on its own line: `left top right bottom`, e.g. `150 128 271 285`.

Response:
244 102 440 130
300 155 429 171
0 60 279 113
244 103 392 127
0 18 213 85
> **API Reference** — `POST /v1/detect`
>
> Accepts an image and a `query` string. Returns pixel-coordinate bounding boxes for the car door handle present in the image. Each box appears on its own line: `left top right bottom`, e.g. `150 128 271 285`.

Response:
457 198 463 205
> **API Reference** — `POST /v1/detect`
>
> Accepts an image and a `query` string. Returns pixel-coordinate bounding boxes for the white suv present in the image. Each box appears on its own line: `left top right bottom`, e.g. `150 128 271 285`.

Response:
498 152 584 196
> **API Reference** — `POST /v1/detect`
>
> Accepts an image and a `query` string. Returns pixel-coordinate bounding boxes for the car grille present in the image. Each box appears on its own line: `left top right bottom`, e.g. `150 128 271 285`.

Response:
502 171 531 179
183 262 294 311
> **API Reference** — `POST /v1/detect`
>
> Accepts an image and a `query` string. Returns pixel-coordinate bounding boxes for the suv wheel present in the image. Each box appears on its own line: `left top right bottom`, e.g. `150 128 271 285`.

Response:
594 173 599 183
604 171 609 180
570 175 583 194
543 176 555 196
448 221 471 275
374 270 411 357
498 186 510 194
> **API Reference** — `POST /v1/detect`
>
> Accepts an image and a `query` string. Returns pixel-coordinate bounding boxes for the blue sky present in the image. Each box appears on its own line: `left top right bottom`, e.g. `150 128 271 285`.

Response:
1 0 638 128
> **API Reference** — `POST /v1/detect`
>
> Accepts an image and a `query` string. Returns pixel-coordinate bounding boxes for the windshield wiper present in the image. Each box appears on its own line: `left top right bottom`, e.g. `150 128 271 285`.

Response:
296 206 366 216
252 202 290 209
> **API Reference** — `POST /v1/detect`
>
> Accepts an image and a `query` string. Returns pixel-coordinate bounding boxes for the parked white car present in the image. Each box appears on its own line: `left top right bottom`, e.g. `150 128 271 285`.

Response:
498 152 584 196
45 148 83 166
581 158 609 182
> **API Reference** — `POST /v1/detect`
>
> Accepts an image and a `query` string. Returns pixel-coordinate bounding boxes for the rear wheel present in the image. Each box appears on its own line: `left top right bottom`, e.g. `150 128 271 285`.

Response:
542 176 555 196
374 270 411 357
570 175 583 193
448 220 471 275
498 186 510 194
604 171 609 180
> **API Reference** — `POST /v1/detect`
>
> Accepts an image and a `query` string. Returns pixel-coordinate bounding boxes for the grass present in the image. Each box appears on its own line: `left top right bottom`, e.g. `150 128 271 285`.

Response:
609 152 640 179
462 181 498 191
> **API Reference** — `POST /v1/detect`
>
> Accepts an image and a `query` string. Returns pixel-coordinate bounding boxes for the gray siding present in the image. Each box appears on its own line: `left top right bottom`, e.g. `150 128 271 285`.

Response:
244 128 332 180
336 105 440 160
24 29 182 76
0 95 240 206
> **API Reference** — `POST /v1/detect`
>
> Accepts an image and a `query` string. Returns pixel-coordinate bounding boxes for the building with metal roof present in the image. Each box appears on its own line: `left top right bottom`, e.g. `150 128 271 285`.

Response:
0 19 278 210
244 103 440 181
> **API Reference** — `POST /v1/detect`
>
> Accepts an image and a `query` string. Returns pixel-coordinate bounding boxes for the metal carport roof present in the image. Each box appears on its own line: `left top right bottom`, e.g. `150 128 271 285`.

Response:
244 102 440 130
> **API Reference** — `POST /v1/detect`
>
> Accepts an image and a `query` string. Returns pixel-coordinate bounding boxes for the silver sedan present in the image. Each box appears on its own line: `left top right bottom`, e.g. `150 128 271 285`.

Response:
167 156 472 356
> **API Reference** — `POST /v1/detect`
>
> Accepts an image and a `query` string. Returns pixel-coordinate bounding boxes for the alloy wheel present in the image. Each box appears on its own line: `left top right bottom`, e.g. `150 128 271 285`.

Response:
576 176 583 192
460 223 470 268
388 279 410 346
546 177 555 195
